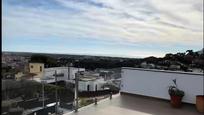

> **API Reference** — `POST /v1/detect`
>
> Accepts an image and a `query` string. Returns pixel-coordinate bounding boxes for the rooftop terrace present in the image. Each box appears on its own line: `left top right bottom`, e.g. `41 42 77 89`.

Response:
65 93 202 115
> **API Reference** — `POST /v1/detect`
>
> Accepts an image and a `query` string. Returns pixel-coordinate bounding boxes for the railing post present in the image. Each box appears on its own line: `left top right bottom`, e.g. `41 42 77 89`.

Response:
68 65 70 80
94 98 97 105
110 92 112 100
74 72 79 112
54 70 58 114
42 81 45 108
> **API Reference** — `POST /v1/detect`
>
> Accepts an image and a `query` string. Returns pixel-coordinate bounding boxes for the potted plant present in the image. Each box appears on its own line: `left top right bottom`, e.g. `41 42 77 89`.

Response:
168 79 185 108
196 95 204 112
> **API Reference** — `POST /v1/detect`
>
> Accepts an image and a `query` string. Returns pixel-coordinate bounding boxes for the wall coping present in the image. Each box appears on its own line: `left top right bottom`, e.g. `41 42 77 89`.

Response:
121 67 203 76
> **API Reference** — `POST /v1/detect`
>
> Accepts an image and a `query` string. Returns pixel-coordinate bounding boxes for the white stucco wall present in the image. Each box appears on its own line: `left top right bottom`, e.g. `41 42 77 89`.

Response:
121 67 204 104
79 79 106 91
41 67 85 83
79 81 89 91
69 67 85 80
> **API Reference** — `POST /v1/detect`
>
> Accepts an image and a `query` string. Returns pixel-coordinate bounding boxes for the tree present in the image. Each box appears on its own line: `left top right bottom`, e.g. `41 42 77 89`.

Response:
30 54 57 67
30 54 47 63
186 50 194 56
164 53 174 60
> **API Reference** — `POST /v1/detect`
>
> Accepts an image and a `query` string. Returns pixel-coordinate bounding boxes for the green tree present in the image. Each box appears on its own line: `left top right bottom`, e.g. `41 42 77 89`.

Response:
30 54 57 67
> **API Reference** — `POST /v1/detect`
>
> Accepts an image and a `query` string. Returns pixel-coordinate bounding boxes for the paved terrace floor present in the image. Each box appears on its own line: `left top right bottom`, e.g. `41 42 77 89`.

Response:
65 93 202 115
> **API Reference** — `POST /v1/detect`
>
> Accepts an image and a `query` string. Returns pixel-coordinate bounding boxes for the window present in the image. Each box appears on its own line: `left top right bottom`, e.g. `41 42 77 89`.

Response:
40 66 42 72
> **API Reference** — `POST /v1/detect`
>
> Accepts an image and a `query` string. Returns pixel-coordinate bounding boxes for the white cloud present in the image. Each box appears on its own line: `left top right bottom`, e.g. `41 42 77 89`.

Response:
2 0 203 57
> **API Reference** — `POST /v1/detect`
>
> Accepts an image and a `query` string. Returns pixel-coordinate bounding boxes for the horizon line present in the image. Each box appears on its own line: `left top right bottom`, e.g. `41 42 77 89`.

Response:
2 50 162 59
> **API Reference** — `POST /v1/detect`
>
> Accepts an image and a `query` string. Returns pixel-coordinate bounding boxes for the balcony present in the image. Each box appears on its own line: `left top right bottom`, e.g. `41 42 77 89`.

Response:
65 93 201 115
64 67 203 115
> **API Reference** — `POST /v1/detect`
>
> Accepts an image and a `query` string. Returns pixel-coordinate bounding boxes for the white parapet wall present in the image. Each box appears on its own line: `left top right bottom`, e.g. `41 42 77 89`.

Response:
120 67 204 104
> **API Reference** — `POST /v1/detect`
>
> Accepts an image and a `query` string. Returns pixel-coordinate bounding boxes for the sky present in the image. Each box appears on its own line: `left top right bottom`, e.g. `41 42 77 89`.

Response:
2 0 203 58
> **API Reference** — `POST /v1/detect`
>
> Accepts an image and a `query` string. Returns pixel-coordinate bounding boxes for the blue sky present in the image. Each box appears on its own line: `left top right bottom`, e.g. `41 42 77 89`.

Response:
2 0 203 58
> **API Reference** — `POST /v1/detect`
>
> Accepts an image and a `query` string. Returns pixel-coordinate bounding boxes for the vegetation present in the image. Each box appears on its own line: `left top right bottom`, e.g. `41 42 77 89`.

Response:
30 54 58 67
1 66 20 79
79 98 94 107
2 80 74 101
163 50 204 68
168 79 185 97
28 49 203 71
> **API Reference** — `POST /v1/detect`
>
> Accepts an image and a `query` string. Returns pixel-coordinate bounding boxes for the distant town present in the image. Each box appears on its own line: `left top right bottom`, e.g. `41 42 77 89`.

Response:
2 48 204 80
1 49 203 115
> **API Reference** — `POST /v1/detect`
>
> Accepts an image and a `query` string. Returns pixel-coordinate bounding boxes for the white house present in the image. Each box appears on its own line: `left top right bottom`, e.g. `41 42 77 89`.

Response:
140 62 155 69
29 63 85 83
78 77 107 91
41 67 85 83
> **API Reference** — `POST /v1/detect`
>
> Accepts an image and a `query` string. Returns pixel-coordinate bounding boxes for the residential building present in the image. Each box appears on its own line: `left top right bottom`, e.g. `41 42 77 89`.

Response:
29 63 44 78
169 64 181 70
28 62 85 83
140 62 155 69
15 72 24 80
41 67 85 83
78 77 106 91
